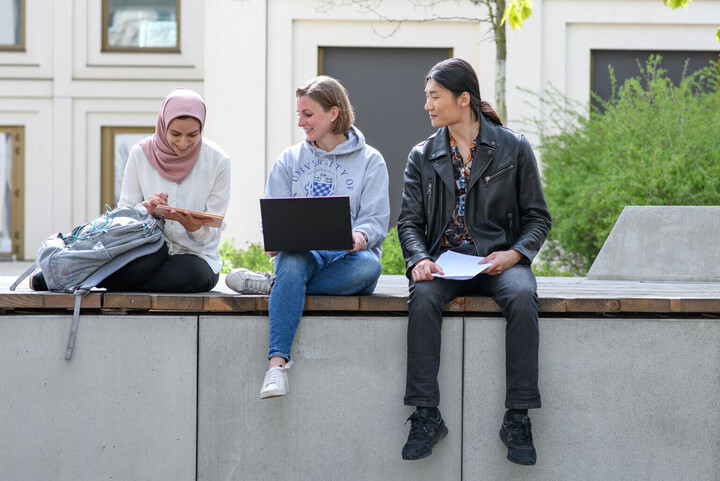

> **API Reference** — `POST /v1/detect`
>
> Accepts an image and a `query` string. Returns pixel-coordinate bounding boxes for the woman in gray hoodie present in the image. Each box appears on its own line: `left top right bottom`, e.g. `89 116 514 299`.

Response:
233 75 390 399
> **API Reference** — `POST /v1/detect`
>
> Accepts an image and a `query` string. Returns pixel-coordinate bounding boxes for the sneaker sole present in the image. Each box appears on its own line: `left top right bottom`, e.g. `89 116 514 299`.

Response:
260 389 287 399
402 423 449 460
499 428 536 465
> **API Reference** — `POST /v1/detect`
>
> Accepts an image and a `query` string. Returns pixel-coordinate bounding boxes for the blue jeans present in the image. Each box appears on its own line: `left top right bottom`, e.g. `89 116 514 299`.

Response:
268 249 382 360
404 264 541 410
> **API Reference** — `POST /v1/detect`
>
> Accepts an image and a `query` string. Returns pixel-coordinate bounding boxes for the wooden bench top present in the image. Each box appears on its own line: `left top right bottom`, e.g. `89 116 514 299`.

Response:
2 275 720 315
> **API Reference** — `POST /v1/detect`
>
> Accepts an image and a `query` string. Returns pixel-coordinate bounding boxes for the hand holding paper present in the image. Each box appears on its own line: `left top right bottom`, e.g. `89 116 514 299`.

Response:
432 250 493 280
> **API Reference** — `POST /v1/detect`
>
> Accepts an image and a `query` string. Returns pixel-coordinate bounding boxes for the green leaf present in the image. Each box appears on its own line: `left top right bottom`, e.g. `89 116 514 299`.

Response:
663 0 691 9
717 26 720 43
501 0 534 31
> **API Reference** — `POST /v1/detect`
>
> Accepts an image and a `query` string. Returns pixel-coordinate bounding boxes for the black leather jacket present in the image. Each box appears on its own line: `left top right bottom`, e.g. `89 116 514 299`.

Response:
397 116 551 277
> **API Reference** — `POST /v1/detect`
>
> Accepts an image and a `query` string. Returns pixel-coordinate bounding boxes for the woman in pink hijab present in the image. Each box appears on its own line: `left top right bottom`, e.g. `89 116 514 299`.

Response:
31 88 231 292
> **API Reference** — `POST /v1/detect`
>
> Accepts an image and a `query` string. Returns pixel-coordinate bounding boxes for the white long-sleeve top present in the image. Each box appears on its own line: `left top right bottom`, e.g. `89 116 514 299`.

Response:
118 138 231 273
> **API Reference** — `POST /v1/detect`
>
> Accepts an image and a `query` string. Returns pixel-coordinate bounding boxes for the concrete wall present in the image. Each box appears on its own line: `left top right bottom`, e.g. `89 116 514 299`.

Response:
198 315 463 481
0 315 197 481
588 206 720 282
1 313 718 480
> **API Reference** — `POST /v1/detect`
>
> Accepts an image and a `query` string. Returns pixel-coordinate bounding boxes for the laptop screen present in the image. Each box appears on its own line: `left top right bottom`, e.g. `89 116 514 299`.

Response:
260 196 353 252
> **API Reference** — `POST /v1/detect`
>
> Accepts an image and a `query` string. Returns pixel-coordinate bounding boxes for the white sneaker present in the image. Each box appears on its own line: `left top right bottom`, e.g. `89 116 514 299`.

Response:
260 361 293 399
225 268 275 295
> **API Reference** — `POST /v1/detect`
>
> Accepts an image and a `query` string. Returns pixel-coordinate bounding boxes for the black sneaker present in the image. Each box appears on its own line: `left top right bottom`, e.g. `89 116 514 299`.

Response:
29 268 48 291
499 410 537 465
401 408 448 460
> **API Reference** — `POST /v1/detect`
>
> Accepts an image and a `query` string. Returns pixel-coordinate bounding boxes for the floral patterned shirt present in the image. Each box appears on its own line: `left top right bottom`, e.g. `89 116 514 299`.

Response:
443 133 478 247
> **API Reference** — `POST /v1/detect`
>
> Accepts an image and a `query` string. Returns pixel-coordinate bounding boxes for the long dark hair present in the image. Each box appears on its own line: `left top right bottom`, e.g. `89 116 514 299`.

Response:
426 58 503 126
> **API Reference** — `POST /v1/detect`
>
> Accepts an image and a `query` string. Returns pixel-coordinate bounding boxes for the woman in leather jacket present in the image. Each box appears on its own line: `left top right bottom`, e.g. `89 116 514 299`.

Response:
398 58 551 465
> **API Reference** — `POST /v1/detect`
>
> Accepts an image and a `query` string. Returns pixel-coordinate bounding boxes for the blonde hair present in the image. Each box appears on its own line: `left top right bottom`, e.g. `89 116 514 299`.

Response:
296 75 355 135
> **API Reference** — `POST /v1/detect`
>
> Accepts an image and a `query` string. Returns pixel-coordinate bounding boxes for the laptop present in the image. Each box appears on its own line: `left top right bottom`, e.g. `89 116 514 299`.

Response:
260 196 354 252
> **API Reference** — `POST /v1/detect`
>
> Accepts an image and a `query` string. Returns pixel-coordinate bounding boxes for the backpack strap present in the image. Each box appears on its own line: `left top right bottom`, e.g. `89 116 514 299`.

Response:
63 237 165 360
9 260 39 291
65 290 87 360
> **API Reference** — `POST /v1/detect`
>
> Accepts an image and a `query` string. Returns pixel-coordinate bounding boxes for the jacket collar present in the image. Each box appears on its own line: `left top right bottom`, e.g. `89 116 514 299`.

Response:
429 115 499 161
429 127 450 161
430 117 500 192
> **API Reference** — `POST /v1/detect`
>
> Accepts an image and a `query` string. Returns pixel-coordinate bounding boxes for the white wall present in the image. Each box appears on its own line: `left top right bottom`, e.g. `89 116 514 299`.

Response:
0 0 204 257
0 0 717 256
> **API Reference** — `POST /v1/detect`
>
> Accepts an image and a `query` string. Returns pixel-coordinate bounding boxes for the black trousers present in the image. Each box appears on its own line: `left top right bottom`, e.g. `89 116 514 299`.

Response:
99 242 219 293
404 264 541 410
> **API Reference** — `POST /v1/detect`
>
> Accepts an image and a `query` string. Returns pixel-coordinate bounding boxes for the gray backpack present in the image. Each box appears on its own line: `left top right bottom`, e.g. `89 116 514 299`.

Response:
10 206 165 359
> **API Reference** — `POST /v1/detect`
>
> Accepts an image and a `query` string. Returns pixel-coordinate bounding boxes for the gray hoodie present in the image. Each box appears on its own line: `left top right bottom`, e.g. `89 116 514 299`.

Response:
265 126 390 257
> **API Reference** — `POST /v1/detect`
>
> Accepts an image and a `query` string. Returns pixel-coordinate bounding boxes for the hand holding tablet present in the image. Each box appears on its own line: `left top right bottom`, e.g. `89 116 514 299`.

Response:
154 205 224 228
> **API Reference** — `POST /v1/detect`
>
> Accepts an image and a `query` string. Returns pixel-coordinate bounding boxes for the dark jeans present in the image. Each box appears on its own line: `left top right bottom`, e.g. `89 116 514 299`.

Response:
98 242 219 293
404 264 541 410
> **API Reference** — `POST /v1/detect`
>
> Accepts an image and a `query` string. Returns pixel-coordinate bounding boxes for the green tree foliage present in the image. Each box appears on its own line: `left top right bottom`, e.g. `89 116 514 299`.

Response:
536 56 720 274
501 0 533 31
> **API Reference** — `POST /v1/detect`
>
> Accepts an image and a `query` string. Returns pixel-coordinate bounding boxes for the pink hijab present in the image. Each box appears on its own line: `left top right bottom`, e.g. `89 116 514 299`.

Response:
140 88 207 183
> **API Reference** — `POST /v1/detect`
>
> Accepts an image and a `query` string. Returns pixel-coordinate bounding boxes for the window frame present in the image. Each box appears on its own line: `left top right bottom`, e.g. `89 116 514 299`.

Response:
0 126 24 259
101 0 181 53
101 126 154 213
0 0 26 52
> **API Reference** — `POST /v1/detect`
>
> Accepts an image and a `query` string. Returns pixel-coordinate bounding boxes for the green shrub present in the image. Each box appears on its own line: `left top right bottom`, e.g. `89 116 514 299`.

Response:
219 239 274 274
380 226 405 274
534 56 720 275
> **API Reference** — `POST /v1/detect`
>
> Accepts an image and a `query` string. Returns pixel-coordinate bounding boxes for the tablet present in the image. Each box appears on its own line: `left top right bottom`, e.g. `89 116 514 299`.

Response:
155 205 224 228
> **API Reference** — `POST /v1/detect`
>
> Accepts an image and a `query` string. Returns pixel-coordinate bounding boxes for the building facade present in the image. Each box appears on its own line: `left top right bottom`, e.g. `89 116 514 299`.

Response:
1 0 718 258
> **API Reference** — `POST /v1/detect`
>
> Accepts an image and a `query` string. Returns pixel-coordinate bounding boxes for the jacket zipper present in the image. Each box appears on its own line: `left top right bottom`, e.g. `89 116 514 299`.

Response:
483 163 515 185
426 177 433 216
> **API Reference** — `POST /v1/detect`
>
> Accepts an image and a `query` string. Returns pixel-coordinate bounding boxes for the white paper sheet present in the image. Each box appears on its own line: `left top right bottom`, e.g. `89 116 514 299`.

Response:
432 250 492 280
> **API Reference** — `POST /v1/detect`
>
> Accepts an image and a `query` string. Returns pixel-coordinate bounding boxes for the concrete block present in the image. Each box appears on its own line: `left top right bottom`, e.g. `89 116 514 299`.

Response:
198 315 463 481
0 315 197 481
463 317 720 481
588 206 720 281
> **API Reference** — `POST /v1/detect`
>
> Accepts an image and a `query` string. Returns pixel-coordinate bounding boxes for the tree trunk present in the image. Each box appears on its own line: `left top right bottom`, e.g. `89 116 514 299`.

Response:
493 0 507 123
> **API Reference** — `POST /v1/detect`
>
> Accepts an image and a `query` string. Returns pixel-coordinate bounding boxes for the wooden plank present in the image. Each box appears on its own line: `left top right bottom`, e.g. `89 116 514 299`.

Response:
0 293 46 309
304 296 359 311
44 293 102 309
620 298 670 313
538 298 569 313
150 295 205 311
103 293 153 310
2 275 720 315
202 295 258 312
461 297 501 312
255 297 270 311
443 297 465 312
359 295 408 312
671 298 720 313
565 298 621 313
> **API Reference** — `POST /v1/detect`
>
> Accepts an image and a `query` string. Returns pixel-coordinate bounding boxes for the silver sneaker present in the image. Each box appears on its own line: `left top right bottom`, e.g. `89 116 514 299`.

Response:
260 361 293 399
225 268 275 295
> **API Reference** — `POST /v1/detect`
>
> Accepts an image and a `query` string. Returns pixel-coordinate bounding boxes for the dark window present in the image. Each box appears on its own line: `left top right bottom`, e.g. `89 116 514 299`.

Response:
591 49 719 104
320 47 452 227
